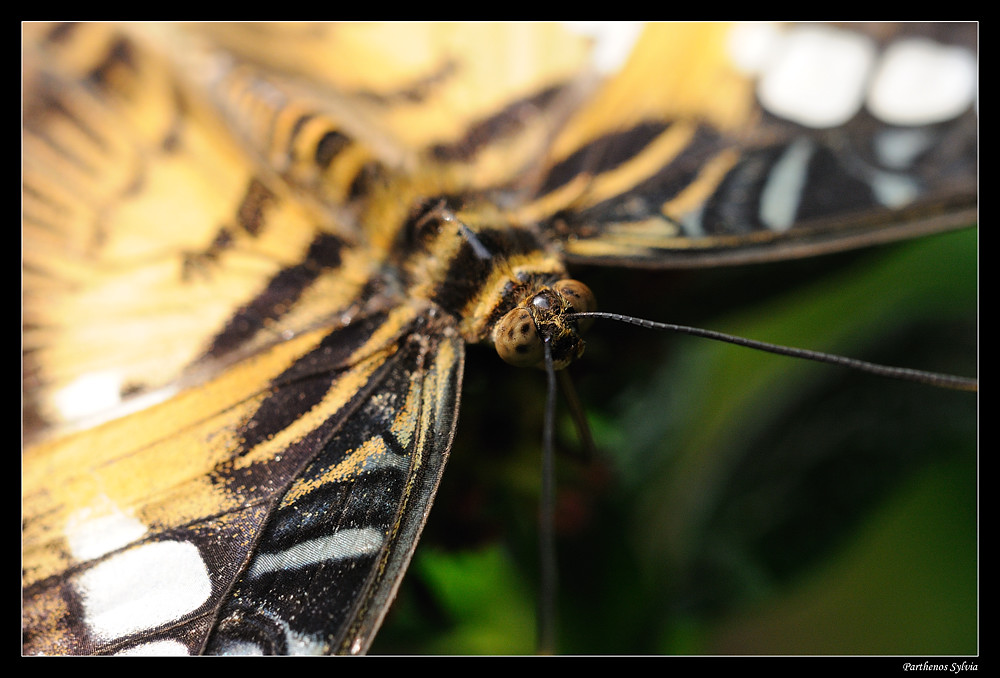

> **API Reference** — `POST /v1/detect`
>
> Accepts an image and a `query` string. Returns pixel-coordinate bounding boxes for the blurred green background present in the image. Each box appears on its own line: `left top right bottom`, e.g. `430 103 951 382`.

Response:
371 227 977 655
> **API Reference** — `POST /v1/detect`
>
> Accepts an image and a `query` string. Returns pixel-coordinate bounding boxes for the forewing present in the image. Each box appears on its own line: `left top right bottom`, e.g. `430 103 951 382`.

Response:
22 22 379 439
22 22 468 655
178 22 596 192
519 23 978 267
22 305 464 655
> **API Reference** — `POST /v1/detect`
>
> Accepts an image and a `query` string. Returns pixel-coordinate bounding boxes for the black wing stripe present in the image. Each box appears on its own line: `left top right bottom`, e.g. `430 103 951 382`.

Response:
204 233 347 360
205 313 463 655
554 123 725 228
201 58 382 207
233 310 389 452
429 84 567 163
536 120 672 196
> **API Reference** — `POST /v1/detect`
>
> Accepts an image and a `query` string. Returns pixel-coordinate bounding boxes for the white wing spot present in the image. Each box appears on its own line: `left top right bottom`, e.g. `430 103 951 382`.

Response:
77 540 212 641
874 128 936 170
52 372 124 421
248 527 385 578
756 25 876 128
867 38 976 126
213 640 266 655
727 22 782 74
115 639 191 656
759 138 813 232
211 609 328 655
868 171 920 209
65 497 148 561
564 22 644 74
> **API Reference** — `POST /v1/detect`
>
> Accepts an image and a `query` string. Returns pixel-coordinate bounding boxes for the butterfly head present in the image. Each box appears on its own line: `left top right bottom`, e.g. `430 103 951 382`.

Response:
493 279 596 370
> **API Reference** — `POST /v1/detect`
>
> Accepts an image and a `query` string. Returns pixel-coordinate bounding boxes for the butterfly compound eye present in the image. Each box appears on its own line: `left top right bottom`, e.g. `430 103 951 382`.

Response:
495 307 544 367
552 279 594 310
553 279 596 327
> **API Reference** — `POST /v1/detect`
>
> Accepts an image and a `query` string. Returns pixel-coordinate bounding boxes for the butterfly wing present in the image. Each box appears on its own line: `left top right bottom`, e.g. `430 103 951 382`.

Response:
21 22 468 655
518 23 977 267
22 22 378 439
22 302 464 655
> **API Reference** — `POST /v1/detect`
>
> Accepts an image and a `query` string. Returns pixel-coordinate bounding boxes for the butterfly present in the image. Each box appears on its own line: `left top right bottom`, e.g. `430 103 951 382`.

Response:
22 22 976 655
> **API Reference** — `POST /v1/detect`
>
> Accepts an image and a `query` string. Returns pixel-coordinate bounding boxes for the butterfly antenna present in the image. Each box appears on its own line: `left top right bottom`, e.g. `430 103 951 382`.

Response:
538 338 559 654
570 312 978 392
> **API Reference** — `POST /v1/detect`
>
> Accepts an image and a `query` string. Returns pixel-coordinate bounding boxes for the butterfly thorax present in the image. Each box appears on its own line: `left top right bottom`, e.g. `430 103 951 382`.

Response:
388 197 594 368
